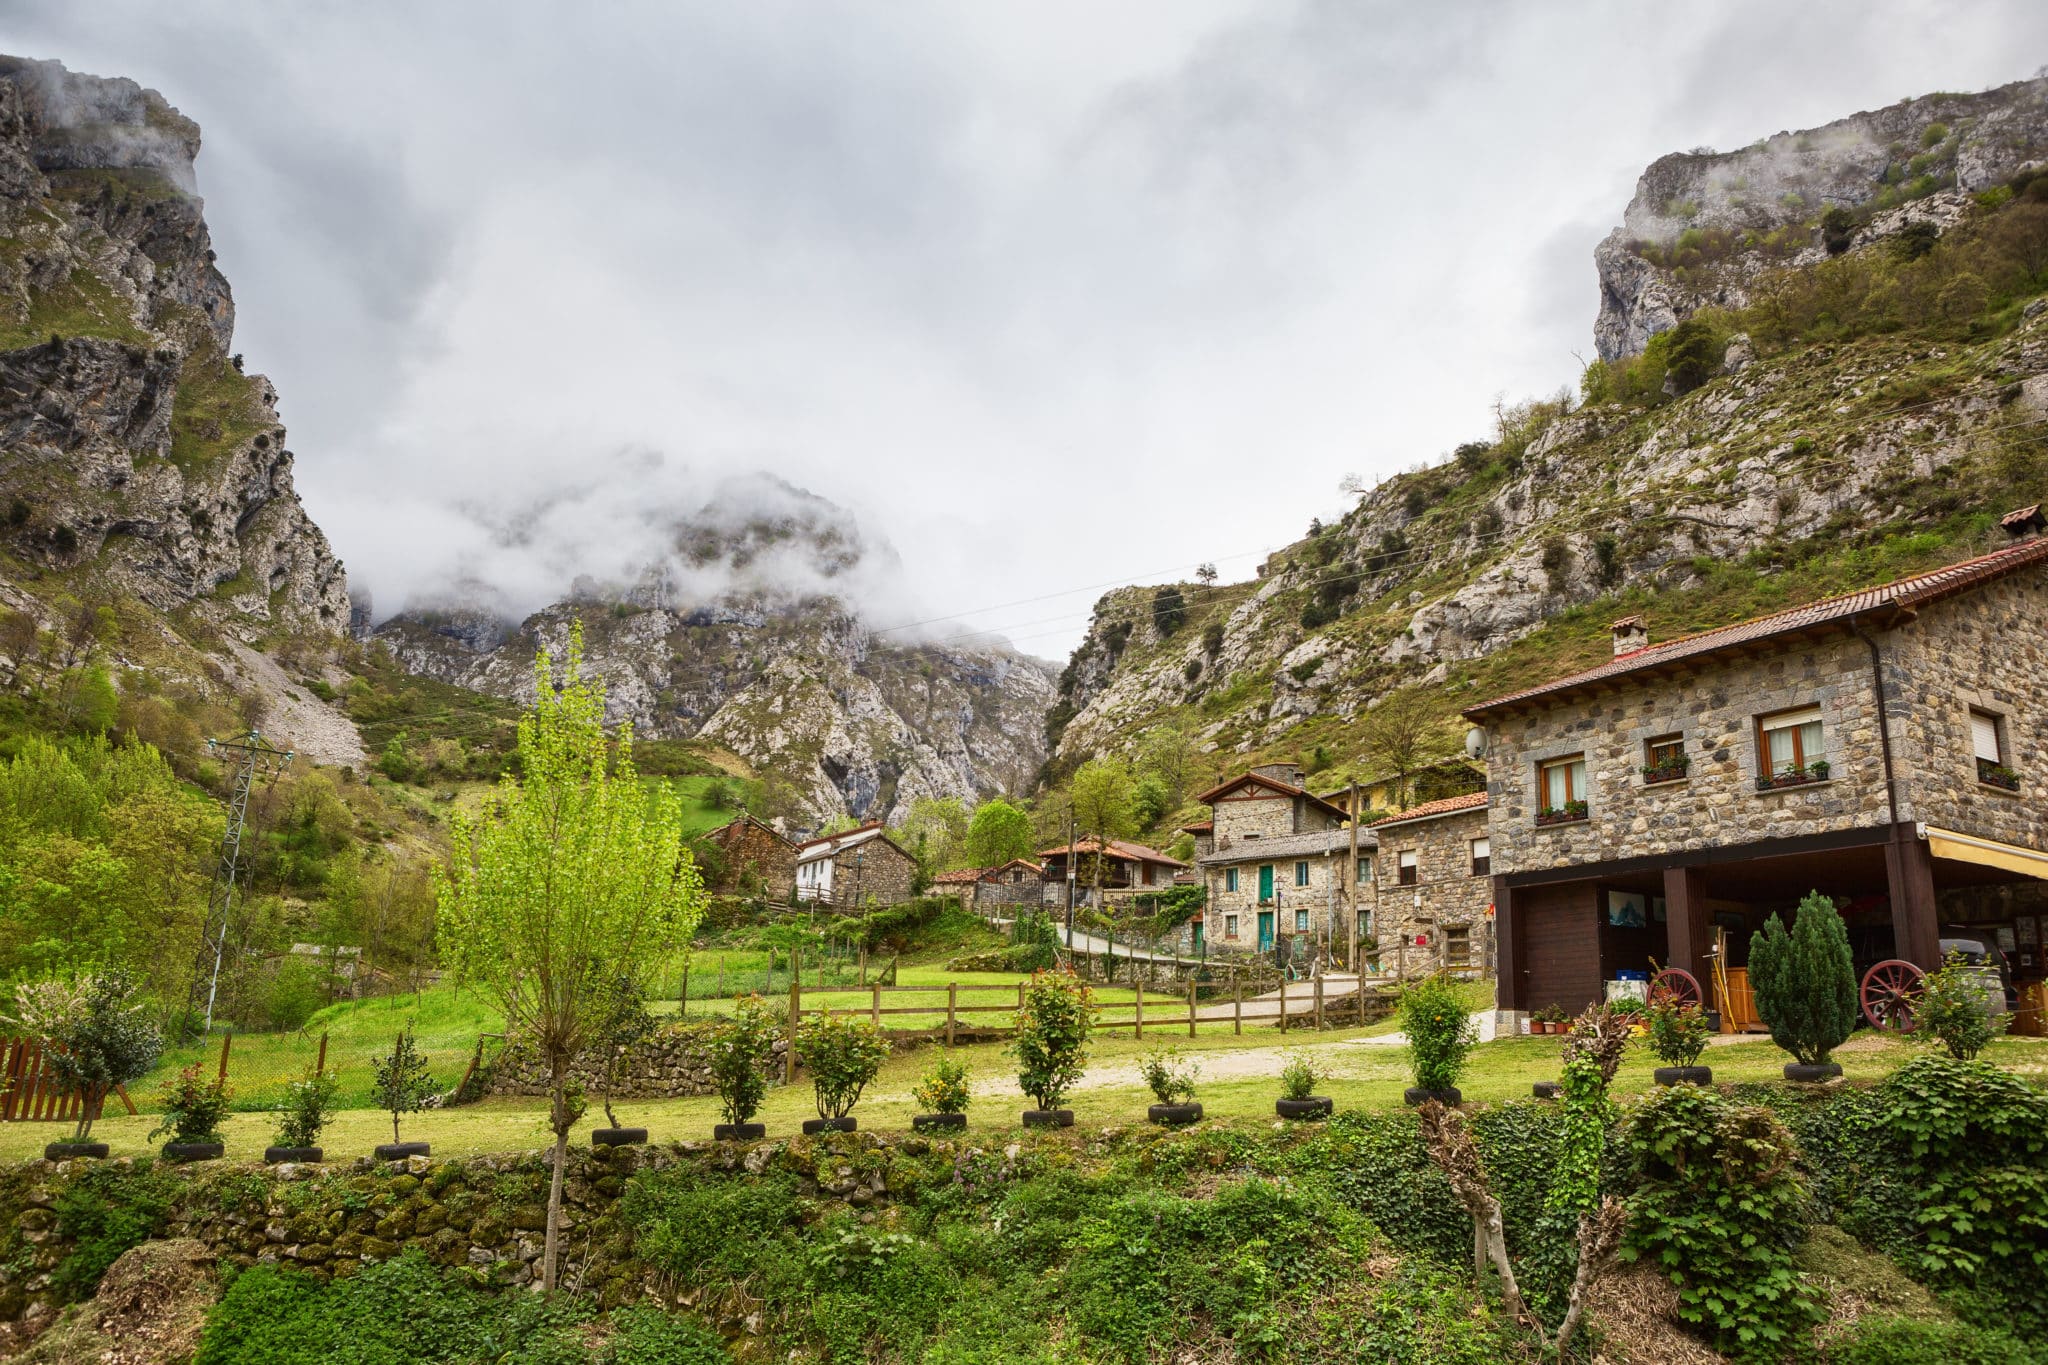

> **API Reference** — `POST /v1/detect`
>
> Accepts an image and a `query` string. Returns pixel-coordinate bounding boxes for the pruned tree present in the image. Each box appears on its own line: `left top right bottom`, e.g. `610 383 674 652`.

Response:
435 623 706 1292
1356 687 1464 810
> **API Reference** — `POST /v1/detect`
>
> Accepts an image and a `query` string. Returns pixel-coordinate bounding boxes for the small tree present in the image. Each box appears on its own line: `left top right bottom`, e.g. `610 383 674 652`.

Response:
1010 969 1096 1111
1747 891 1857 1067
795 1014 891 1121
1356 688 1463 811
1400 974 1476 1092
912 1056 971 1115
7 970 163 1141
708 995 776 1128
1917 950 2008 1061
592 977 657 1131
273 1068 340 1150
372 1025 437 1146
148 1063 233 1146
1645 999 1713 1068
1279 1052 1326 1102
1069 761 1138 907
1137 1047 1199 1105
965 799 1034 869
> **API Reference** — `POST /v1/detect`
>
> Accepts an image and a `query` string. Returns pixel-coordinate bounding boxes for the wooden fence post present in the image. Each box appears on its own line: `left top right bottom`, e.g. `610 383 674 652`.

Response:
1233 979 1242 1036
316 1032 328 1076
1187 977 1197 1038
1356 961 1365 1025
1314 972 1324 1031
786 980 800 1083
1134 984 1144 1040
1279 979 1288 1033
679 964 689 1018
947 983 957 1047
871 982 881 1028
218 1031 233 1082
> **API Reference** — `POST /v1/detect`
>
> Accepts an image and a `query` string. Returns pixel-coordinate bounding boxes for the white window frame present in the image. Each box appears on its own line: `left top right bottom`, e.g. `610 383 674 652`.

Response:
1539 755 1587 811
1758 705 1824 776
1398 849 1419 886
1470 837 1490 877
1225 913 1239 939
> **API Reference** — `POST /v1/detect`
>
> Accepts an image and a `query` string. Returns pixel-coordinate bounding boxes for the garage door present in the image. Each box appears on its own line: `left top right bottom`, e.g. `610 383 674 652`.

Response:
1521 883 1601 1015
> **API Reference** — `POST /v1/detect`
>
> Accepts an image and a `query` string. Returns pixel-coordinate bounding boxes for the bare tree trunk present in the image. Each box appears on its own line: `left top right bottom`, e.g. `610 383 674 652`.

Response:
543 1059 572 1293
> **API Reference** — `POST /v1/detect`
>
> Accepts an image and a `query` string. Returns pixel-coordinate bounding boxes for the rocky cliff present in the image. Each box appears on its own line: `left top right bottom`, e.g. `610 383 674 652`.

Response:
0 57 350 641
1052 83 2048 794
375 480 1056 826
1596 75 2048 361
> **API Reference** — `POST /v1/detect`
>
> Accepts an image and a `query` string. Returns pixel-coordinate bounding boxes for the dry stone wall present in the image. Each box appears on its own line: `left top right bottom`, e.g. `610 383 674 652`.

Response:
483 1020 786 1101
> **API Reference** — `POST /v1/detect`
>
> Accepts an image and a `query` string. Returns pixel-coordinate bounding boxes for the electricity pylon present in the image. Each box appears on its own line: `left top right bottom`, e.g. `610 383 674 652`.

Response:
184 729 293 1039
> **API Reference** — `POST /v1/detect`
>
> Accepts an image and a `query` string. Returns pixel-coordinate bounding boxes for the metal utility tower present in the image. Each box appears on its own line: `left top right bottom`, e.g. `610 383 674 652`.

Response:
185 729 293 1038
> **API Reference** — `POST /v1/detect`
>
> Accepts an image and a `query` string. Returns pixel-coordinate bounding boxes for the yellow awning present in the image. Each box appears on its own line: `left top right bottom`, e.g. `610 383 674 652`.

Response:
1925 826 2048 880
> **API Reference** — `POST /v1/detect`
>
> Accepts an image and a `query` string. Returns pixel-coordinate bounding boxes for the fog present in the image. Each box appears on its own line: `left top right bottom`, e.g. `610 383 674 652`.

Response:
8 2 2048 655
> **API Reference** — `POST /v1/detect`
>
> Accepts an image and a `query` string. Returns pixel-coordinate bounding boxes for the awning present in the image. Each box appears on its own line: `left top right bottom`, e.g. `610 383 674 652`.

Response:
1924 826 2048 881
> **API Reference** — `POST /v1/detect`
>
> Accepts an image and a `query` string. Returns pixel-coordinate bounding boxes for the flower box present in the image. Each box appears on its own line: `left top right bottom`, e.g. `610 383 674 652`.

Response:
1641 759 1690 785
1757 761 1829 792
1535 801 1588 827
1979 762 2022 792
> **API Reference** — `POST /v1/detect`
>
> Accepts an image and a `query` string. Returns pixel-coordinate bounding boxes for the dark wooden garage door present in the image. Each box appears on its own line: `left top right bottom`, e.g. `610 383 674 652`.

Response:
1521 883 1602 1014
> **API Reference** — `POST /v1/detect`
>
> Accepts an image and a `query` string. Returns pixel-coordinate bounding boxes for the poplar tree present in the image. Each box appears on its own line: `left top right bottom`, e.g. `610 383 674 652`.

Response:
435 623 704 1292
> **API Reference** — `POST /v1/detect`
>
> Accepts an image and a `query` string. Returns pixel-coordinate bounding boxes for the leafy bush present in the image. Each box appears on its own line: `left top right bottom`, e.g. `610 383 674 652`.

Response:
370 1023 438 1145
912 1055 970 1114
1748 891 1857 1066
5 969 164 1139
1137 1047 1199 1105
1645 999 1713 1067
49 1161 177 1301
603 1306 732 1364
1010 968 1095 1110
1916 950 2008 1060
1278 1052 1325 1101
272 1068 339 1150
1622 1085 1820 1356
1399 975 1475 1091
795 1014 890 1121
148 1062 233 1145
1826 1314 2043 1365
707 994 777 1126
625 1171 808 1287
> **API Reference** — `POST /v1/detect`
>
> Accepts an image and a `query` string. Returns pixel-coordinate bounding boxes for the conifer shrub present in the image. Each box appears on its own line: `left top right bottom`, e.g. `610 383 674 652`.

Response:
1747 891 1857 1067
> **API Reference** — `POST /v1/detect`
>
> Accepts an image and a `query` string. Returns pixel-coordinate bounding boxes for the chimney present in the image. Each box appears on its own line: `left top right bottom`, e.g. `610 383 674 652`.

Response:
2000 504 2045 540
1611 614 1648 656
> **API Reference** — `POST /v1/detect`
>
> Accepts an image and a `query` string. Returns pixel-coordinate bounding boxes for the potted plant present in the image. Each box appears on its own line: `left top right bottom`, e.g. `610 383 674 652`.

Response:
1138 1046 1202 1125
7 970 163 1161
1914 950 2009 1061
911 1055 970 1132
708 994 775 1140
1645 998 1714 1086
796 1013 890 1134
1980 762 2022 792
149 1063 232 1161
266 1067 338 1163
591 977 656 1147
1011 968 1096 1128
1641 754 1690 784
1275 1052 1331 1118
371 1024 438 1158
1400 974 1475 1106
1535 799 1589 827
1748 891 1857 1082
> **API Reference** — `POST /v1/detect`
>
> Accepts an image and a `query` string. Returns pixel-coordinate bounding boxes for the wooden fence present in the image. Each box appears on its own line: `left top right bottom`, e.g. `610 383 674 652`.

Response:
0 1037 138 1123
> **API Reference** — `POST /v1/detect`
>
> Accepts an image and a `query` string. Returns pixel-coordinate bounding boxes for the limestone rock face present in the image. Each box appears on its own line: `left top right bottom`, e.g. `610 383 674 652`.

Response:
0 56 350 640
1594 75 2048 361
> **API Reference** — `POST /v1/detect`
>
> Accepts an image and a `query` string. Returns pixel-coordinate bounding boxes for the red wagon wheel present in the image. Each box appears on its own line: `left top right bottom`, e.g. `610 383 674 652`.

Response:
1648 967 1703 1010
1861 959 1925 1032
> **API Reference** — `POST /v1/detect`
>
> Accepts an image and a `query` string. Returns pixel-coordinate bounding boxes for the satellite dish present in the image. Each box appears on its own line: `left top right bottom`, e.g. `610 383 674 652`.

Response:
1464 726 1488 759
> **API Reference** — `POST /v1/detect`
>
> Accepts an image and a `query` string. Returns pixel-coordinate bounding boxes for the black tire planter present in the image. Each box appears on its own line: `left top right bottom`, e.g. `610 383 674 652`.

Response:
1275 1097 1333 1120
912 1113 966 1133
592 1128 647 1146
163 1141 225 1163
713 1123 766 1141
1654 1066 1713 1087
1021 1109 1073 1129
1148 1102 1203 1126
1532 1081 1562 1100
1783 1062 1843 1084
44 1141 108 1161
802 1117 858 1135
374 1141 431 1160
264 1146 322 1164
1404 1087 1463 1107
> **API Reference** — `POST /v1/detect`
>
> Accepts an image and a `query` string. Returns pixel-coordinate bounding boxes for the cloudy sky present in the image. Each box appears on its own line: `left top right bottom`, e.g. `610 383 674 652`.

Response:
10 2 2048 658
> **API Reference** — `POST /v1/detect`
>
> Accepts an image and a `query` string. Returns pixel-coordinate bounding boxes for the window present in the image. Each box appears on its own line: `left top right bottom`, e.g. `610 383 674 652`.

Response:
1971 709 2011 785
1539 755 1587 811
1225 914 1239 939
1225 867 1239 893
1758 706 1824 776
1469 837 1490 877
1294 908 1310 932
1398 850 1418 886
1644 733 1687 781
1294 860 1310 887
1356 856 1371 883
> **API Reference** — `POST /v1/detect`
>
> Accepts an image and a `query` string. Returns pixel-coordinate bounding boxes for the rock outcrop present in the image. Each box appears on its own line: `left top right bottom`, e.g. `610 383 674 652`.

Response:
1595 75 2048 360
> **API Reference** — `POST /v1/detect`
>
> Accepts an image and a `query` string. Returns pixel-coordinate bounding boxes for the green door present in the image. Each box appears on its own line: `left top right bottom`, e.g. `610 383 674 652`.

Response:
1257 912 1275 952
1258 864 1274 902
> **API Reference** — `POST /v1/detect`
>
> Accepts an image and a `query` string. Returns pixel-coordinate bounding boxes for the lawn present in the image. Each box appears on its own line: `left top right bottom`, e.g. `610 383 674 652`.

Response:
11 1016 2042 1166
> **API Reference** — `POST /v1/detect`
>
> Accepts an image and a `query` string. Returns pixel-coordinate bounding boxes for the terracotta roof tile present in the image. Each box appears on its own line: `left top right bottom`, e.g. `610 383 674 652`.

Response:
1037 837 1188 868
1370 791 1489 828
1465 534 2048 717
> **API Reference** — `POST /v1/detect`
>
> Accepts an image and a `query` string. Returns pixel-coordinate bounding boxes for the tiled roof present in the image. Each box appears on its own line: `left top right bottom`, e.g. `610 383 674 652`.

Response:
1193 771 1351 819
932 868 987 884
795 824 911 864
1179 821 1214 834
1198 828 1374 866
1370 792 1489 829
1038 837 1188 868
1465 534 2048 717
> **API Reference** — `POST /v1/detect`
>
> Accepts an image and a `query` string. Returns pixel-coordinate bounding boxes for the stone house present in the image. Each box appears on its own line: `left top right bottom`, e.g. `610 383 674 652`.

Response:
1367 793 1492 978
702 814 797 902
1463 520 2048 1028
1193 765 1369 958
1037 838 1188 908
794 823 919 909
931 859 1044 909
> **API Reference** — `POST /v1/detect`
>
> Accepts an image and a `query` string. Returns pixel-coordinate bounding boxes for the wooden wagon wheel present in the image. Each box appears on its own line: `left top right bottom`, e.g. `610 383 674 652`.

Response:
1861 959 1925 1032
1648 966 1703 1010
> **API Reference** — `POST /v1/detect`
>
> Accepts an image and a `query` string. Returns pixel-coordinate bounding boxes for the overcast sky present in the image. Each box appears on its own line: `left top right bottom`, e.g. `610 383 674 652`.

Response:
10 2 2048 658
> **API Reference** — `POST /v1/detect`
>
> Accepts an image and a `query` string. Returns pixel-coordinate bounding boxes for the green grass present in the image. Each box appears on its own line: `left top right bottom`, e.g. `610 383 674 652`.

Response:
167 342 270 476
0 266 150 351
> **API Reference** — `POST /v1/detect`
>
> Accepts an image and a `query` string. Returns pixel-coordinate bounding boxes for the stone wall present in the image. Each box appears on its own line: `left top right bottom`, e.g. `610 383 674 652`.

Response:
1370 806 1492 960
484 1021 787 1101
1482 633 1892 877
1211 793 1339 847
